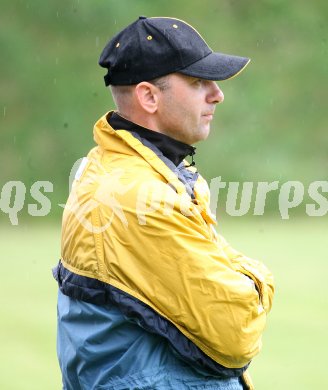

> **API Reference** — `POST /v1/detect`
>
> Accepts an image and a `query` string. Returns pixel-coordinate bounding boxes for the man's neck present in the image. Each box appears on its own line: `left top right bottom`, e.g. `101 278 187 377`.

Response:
108 112 196 166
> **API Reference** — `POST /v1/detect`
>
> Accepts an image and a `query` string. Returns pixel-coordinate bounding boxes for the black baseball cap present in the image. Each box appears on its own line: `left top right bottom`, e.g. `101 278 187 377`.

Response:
99 16 250 86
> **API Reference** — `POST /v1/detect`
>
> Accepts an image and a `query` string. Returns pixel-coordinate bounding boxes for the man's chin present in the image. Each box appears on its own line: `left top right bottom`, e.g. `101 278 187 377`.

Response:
192 130 210 144
200 126 211 141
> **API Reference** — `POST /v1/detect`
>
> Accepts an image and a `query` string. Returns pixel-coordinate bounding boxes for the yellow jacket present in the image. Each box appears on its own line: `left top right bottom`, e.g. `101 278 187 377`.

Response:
59 112 274 387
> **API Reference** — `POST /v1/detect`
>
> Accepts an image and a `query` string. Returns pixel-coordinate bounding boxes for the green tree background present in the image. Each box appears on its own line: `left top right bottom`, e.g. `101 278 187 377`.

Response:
1 0 327 219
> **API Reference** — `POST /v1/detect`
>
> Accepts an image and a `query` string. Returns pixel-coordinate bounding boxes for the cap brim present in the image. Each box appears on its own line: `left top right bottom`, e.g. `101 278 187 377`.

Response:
178 52 250 81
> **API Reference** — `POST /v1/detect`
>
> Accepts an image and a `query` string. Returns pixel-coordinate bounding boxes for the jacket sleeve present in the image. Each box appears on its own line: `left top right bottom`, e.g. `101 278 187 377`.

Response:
97 173 274 369
216 234 274 314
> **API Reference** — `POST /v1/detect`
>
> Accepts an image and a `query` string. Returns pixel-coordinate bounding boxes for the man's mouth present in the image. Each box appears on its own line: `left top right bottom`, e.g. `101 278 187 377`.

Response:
202 113 214 120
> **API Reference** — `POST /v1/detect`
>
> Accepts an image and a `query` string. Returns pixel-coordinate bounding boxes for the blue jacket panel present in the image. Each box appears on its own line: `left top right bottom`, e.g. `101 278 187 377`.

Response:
57 291 244 390
53 262 247 379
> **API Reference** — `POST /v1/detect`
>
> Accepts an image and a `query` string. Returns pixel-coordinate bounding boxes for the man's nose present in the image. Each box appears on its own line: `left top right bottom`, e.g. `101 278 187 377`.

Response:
207 82 224 104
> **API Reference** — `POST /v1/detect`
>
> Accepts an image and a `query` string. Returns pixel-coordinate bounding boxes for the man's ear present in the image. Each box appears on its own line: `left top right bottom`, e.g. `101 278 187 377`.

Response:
135 82 159 114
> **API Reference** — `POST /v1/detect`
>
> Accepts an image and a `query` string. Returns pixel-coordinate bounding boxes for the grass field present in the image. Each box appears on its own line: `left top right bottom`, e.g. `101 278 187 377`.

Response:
1 217 327 389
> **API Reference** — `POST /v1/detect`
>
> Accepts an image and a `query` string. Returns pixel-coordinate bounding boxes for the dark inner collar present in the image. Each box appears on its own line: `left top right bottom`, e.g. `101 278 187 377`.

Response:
108 112 196 166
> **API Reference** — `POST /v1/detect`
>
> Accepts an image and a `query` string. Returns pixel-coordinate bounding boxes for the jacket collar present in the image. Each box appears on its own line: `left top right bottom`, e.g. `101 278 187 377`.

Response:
93 111 216 225
93 111 190 195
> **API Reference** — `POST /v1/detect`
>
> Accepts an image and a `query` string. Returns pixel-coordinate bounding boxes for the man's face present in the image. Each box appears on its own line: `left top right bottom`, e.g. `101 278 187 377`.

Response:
156 73 224 145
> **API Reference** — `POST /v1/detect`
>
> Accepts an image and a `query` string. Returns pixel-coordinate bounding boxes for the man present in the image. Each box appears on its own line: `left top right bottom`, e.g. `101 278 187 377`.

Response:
53 16 274 390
